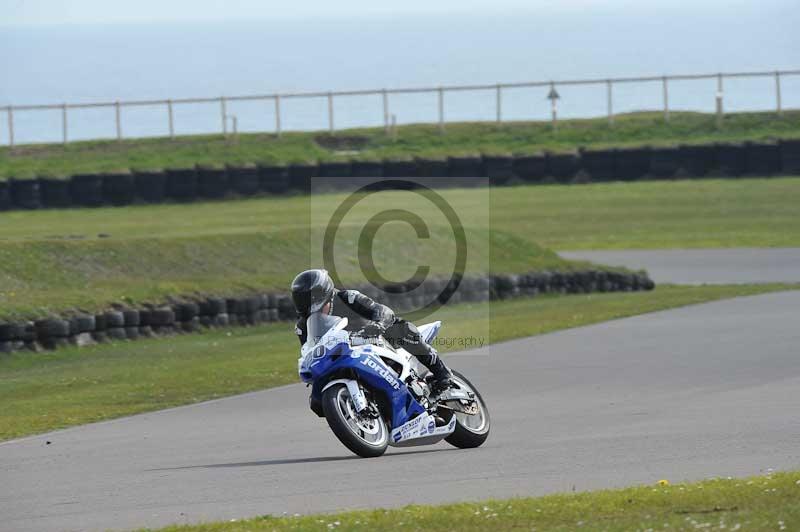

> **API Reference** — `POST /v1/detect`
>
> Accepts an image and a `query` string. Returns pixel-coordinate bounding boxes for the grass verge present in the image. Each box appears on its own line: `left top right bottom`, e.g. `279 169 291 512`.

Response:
143 470 800 531
0 283 794 441
1 110 799 178
1 178 799 318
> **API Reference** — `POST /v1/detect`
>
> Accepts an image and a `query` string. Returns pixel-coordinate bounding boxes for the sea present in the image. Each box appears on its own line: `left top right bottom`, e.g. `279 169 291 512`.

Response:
1 2 798 145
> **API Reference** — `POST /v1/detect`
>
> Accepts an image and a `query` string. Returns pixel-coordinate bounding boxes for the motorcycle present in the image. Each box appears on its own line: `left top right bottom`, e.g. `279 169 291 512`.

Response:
298 312 491 458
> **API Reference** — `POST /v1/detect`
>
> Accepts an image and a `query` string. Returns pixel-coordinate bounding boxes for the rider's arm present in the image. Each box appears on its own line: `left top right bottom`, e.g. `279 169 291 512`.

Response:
338 290 395 330
294 317 307 345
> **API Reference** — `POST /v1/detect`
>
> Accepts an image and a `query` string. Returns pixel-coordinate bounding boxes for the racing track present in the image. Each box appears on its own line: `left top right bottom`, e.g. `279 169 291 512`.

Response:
1 290 799 532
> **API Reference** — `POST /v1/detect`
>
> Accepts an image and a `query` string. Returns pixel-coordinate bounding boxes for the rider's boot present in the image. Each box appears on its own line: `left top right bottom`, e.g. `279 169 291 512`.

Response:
428 357 453 397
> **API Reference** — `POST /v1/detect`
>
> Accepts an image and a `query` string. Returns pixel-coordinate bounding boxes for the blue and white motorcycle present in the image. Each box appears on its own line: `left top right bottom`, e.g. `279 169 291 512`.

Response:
299 312 490 458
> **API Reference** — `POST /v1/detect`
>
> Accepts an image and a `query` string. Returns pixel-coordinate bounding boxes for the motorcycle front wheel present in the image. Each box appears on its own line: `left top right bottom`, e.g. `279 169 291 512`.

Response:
322 383 388 458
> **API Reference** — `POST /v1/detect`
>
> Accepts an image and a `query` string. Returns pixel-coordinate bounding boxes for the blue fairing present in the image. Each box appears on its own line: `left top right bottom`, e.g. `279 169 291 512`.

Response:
306 339 426 430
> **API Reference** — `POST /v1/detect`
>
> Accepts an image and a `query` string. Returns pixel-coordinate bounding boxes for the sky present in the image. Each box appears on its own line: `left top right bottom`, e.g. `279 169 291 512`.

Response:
0 0 760 26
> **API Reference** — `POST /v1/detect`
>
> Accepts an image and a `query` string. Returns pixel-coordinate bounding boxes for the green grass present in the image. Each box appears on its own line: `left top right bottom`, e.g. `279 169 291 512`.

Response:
0 283 794 442
144 470 800 531
1 110 799 178
1 178 799 319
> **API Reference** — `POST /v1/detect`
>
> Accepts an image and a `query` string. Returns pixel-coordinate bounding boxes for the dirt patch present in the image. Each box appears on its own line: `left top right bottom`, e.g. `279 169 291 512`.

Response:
313 134 370 151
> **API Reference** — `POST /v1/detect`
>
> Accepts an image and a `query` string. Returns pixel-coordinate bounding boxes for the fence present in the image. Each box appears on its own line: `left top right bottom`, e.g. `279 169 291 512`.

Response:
3 69 799 147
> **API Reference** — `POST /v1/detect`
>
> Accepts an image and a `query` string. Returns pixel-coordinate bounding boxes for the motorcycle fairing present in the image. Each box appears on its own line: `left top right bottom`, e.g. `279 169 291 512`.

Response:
306 337 426 429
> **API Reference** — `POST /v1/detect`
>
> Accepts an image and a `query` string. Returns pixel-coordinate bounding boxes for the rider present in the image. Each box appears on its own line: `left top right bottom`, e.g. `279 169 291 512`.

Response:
291 268 453 394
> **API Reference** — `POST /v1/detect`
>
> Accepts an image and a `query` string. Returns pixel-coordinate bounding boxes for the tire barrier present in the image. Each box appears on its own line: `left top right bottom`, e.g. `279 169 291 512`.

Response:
2 138 800 213
581 148 617 182
745 141 781 176
0 181 10 211
39 178 71 208
258 164 290 194
546 151 581 182
0 269 653 354
351 160 384 178
649 146 681 179
447 156 482 178
196 164 229 199
288 162 318 193
9 178 41 209
679 144 717 177
134 169 166 203
70 173 105 207
319 161 353 178
716 143 747 176
780 139 800 175
416 158 448 178
103 171 136 206
228 163 260 196
383 158 419 178
482 155 515 185
165 167 198 201
616 147 652 181
512 154 547 183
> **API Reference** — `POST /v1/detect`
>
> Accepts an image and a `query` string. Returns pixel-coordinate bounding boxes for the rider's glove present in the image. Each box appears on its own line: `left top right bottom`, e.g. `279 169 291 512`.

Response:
354 321 385 341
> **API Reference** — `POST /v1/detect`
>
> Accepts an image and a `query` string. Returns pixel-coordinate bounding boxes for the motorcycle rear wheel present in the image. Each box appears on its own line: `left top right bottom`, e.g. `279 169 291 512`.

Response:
322 384 388 458
444 370 491 449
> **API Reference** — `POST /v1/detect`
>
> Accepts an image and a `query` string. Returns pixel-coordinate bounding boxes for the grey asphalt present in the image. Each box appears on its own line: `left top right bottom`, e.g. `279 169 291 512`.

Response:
559 247 800 285
2 291 799 532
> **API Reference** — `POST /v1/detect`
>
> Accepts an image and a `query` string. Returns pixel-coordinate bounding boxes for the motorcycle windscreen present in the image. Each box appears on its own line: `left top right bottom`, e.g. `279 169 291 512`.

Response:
306 312 343 346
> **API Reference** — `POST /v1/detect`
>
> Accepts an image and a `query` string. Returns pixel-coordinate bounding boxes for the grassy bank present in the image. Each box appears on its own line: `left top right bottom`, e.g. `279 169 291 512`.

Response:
0 283 794 441
2 110 799 178
1 178 799 318
145 470 800 531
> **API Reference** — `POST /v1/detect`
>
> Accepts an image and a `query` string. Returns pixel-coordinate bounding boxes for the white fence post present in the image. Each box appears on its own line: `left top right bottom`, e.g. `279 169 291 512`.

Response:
716 74 724 128
62 104 68 145
382 89 389 133
167 99 175 139
328 92 334 134
437 87 444 133
115 101 122 141
775 71 783 116
606 80 614 126
496 84 502 123
274 95 282 137
662 76 670 122
220 97 227 135
6 106 12 147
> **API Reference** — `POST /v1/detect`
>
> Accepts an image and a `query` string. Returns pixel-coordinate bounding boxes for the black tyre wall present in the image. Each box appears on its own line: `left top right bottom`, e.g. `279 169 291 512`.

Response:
288 163 318 193
482 155 515 185
102 171 136 205
258 164 290 194
0 181 11 211
616 147 651 181
716 143 746 176
228 163 260 196
679 144 717 177
512 154 547 183
649 147 681 179
745 142 781 176
350 161 384 178
196 165 229 198
70 174 105 207
581 148 617 182
134 170 166 203
546 152 580 181
10 179 41 209
779 139 800 175
165 168 198 201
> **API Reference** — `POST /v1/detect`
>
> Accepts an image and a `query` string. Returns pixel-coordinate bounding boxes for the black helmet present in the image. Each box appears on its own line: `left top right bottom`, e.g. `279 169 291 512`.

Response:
291 269 335 316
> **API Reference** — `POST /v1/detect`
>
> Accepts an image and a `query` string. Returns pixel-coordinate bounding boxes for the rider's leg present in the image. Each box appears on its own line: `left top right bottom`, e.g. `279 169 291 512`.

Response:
384 319 452 391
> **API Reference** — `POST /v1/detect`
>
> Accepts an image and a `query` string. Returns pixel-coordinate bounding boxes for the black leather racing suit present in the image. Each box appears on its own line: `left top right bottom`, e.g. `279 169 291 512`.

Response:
295 289 448 379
